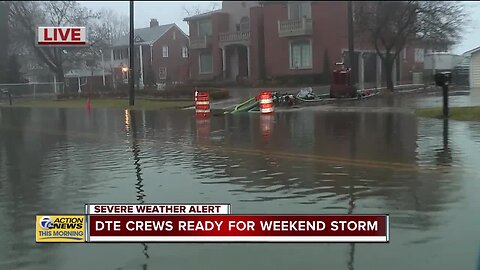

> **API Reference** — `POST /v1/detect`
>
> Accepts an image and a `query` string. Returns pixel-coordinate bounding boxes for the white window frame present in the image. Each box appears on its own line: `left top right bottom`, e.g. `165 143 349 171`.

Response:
159 67 167 80
197 19 213 36
289 39 313 70
162 46 169 57
414 48 424 63
181 46 188 58
199 51 213 74
288 1 311 20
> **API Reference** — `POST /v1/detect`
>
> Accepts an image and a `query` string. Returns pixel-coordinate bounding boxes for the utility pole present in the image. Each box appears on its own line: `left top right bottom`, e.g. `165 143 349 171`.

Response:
129 0 135 106
347 1 355 86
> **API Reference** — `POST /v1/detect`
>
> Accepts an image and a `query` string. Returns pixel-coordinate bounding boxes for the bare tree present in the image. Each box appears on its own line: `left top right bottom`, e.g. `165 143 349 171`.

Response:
355 1 468 91
9 1 98 82
182 1 220 17
89 8 129 50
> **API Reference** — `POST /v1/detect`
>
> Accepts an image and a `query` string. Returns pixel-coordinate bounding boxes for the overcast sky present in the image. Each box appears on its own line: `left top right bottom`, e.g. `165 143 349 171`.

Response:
80 1 480 54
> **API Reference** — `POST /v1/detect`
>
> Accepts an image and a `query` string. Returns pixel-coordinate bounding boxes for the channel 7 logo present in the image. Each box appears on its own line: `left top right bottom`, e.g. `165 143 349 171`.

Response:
39 216 54 230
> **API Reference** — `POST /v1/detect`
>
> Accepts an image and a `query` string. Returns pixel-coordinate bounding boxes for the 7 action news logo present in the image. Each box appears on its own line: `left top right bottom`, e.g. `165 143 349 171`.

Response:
36 215 85 242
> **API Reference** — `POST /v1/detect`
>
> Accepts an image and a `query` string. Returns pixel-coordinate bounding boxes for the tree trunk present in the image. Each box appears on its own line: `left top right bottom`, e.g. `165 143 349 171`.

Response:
56 68 64 83
384 56 394 91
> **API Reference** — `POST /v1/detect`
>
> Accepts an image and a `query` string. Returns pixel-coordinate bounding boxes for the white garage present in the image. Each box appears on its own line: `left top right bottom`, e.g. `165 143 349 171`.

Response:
468 47 480 89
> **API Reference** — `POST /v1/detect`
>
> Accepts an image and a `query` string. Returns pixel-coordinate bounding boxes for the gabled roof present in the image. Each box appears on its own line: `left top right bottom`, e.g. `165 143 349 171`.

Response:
455 56 470 68
65 68 111 78
183 10 224 21
463 46 480 56
112 23 177 47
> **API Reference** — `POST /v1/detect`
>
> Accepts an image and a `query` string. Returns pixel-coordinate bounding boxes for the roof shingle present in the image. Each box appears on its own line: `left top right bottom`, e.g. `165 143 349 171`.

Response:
111 23 175 47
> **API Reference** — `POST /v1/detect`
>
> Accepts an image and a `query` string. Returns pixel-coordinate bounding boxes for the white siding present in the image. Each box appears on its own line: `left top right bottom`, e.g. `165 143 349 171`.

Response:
471 52 480 88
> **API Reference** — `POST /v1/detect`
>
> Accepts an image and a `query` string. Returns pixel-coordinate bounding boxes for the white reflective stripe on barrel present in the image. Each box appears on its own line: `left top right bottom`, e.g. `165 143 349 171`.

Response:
196 109 210 113
260 107 274 113
259 98 273 104
196 101 210 105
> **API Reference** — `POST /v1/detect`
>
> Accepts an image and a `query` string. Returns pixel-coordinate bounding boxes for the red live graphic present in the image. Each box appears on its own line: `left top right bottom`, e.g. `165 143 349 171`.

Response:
44 28 80 41
89 215 387 237
37 27 86 45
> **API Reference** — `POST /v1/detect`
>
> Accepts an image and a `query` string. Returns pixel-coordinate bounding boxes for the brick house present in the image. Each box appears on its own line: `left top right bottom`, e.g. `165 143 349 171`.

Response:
110 19 189 89
184 1 264 84
185 1 427 88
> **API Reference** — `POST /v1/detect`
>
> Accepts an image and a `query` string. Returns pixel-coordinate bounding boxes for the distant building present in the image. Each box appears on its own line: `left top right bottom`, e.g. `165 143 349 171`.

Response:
424 52 464 73
64 68 112 93
423 52 465 84
184 1 429 87
110 20 189 89
464 46 480 89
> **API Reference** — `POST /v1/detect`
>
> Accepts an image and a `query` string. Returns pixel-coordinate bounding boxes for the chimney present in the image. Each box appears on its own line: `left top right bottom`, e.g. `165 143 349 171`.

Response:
150 19 159 28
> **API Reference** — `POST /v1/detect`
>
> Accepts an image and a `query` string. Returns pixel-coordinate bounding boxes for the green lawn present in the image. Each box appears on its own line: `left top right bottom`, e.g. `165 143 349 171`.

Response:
7 98 194 110
416 106 480 121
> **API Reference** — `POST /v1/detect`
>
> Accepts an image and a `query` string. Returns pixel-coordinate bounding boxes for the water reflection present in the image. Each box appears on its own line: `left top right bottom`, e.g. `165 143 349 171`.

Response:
259 114 275 142
125 109 150 265
0 106 477 270
435 119 452 166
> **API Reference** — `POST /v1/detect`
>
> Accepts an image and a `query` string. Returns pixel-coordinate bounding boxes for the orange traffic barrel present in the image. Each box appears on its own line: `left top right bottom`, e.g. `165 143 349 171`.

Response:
195 91 210 118
258 91 274 114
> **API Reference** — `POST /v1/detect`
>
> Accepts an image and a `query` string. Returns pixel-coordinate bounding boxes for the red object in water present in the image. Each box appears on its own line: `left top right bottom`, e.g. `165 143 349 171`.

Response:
86 98 91 110
259 91 274 114
195 91 210 118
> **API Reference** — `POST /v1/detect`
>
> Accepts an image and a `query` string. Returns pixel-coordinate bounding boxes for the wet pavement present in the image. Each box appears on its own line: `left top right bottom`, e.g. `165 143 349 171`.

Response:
0 92 480 270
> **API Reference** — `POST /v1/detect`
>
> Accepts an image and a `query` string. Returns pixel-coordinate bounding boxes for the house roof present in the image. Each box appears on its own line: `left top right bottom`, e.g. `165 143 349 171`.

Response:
65 68 111 78
183 10 223 21
463 46 480 56
259 1 287 5
455 56 470 68
111 23 176 47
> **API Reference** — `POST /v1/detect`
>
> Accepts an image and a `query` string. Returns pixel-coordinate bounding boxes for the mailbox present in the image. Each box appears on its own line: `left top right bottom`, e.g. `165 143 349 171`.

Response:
434 72 452 87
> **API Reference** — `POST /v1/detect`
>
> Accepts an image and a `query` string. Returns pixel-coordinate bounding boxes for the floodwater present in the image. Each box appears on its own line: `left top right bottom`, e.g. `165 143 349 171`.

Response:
0 95 480 269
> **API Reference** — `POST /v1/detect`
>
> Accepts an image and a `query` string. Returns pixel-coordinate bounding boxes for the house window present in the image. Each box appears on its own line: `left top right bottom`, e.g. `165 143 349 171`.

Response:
181 47 188 58
159 67 167 80
163 46 169 57
198 19 212 36
288 1 311 20
199 51 213 73
290 40 312 69
414 48 424 63
122 68 128 81
240 17 249 32
173 31 176 40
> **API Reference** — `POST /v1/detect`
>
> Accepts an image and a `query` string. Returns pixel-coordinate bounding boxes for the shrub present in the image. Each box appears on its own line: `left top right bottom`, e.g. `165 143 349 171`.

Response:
56 85 229 101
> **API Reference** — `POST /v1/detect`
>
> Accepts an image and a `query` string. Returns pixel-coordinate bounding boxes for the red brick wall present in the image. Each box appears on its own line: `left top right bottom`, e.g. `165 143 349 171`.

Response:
187 13 229 82
262 2 354 78
151 26 189 84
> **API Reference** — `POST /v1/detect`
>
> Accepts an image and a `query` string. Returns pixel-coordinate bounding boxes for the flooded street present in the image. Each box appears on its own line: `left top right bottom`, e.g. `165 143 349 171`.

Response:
1 95 479 269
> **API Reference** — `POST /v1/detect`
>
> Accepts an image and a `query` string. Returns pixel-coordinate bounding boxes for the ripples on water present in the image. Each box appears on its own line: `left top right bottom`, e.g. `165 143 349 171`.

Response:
0 107 479 270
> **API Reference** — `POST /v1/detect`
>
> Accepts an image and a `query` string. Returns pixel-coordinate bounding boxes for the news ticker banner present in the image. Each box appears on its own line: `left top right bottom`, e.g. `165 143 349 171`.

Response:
36 204 389 243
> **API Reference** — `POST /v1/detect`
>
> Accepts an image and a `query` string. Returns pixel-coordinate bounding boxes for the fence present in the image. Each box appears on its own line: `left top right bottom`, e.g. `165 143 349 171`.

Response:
0 82 64 98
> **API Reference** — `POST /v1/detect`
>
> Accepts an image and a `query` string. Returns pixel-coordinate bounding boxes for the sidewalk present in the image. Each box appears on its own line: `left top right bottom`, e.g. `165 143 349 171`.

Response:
209 83 435 110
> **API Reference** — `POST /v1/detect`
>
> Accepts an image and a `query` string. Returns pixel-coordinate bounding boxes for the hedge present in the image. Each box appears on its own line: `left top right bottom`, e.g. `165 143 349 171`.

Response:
56 85 229 101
